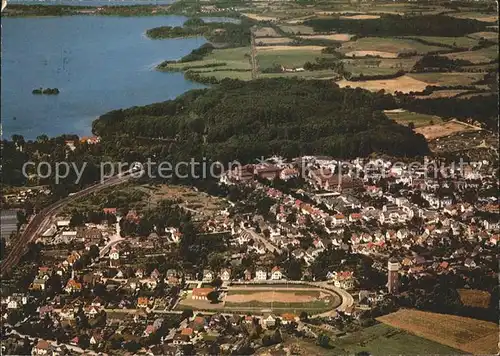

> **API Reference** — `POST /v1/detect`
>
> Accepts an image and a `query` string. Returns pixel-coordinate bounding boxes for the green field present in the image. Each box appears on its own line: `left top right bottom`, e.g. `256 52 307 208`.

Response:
162 47 252 72
326 323 465 355
402 36 480 48
342 57 419 75
444 45 499 64
467 31 499 41
224 300 332 313
227 289 320 297
256 47 330 69
279 24 315 35
339 37 446 56
384 110 442 127
447 11 498 23
260 70 337 80
195 70 252 81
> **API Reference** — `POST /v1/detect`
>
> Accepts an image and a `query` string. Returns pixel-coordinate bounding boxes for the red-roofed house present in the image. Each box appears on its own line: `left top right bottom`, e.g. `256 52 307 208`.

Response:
192 288 214 300
270 266 283 280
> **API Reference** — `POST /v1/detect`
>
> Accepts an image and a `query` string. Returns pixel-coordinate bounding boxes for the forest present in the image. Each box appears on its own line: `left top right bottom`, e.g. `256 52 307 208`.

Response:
400 94 499 130
412 55 474 72
146 17 252 48
305 14 487 37
93 78 430 163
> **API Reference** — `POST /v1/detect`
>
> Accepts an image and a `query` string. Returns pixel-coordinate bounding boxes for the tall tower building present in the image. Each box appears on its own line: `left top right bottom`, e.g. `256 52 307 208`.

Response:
387 257 400 294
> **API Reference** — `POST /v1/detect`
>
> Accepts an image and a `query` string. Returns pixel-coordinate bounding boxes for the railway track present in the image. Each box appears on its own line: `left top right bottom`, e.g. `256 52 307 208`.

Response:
0 172 134 277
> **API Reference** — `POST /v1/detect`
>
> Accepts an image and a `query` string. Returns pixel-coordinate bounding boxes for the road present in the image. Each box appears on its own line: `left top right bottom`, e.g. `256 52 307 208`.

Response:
242 228 282 254
99 218 124 258
312 281 355 316
1 171 136 277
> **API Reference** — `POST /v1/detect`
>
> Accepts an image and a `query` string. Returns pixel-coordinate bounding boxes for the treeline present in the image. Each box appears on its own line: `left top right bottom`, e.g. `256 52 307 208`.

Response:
32 88 60 95
303 57 344 71
2 4 91 16
184 71 221 84
412 55 474 72
2 134 104 188
346 70 406 81
305 15 487 37
146 18 252 48
93 78 429 163
400 94 498 130
177 43 215 63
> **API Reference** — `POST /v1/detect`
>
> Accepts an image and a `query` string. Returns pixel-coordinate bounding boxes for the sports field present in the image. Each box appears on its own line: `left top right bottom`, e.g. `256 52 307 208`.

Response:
177 286 341 314
224 287 340 313
377 309 498 354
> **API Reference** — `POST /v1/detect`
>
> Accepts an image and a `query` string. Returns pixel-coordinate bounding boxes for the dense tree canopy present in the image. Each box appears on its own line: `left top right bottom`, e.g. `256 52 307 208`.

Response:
400 94 498 130
146 17 252 48
93 78 429 163
305 14 487 37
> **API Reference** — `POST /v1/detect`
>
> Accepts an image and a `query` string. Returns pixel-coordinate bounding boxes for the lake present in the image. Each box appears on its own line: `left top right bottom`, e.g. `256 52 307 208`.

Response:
1 15 222 139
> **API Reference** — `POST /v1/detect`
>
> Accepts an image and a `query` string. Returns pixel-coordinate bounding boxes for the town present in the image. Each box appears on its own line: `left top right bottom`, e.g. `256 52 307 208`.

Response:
1 154 498 355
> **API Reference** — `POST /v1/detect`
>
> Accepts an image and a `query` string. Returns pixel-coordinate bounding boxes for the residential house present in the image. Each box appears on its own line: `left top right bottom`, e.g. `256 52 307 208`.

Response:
202 270 214 282
281 313 297 325
90 333 103 346
220 268 232 282
192 288 214 300
172 334 191 345
261 314 276 328
64 279 82 294
270 266 283 280
150 268 161 280
332 214 346 225
30 278 47 291
109 246 120 267
32 340 54 356
103 208 117 215
244 269 253 281
38 305 53 319
464 258 477 269
137 297 149 308
255 268 267 281
125 210 140 224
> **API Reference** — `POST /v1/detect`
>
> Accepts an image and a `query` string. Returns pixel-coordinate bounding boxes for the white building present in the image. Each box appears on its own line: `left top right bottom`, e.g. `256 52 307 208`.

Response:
255 269 267 281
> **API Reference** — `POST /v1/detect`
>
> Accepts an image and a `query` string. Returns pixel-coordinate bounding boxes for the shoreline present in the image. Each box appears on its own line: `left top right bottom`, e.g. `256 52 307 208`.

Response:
1 4 240 18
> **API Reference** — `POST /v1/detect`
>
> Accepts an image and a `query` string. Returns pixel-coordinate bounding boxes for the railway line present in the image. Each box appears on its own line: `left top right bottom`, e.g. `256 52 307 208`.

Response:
0 171 137 277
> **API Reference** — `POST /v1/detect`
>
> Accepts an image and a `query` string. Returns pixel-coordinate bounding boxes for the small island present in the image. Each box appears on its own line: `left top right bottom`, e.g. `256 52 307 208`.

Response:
32 87 60 95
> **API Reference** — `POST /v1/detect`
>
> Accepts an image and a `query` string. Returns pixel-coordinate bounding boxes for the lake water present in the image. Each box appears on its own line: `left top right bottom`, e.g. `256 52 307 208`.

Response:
1 15 217 139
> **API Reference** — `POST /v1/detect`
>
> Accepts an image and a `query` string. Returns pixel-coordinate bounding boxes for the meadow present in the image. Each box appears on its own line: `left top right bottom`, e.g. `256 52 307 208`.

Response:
384 109 442 127
339 37 445 57
377 309 499 354
327 323 465 355
444 44 499 64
